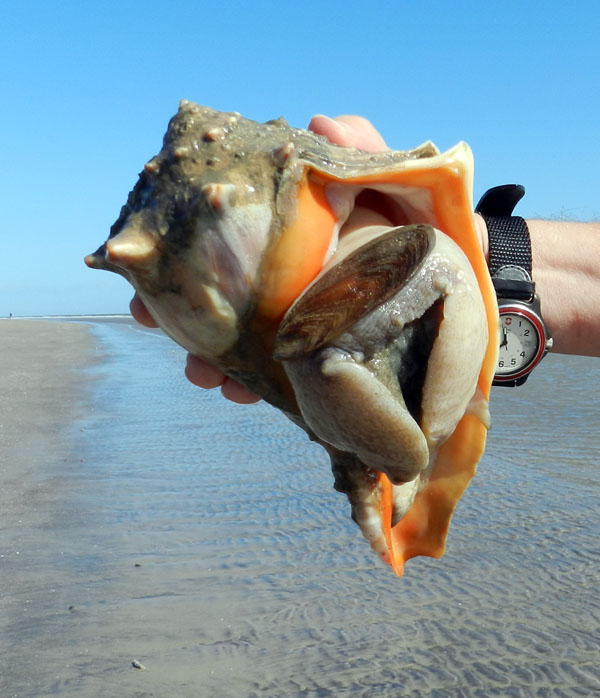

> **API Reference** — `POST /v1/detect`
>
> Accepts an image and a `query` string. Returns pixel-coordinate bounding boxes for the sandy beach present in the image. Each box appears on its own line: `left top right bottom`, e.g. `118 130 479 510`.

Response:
1 318 599 698
0 319 99 578
0 320 99 695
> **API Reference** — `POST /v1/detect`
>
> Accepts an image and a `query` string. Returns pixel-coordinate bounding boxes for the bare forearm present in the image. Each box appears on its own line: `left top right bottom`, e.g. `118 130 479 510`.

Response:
528 220 600 356
475 215 600 357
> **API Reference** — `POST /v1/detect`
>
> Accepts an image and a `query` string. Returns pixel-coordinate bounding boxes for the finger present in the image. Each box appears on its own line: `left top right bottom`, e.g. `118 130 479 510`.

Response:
221 378 261 404
186 355 261 403
185 354 226 389
308 114 388 153
129 293 158 328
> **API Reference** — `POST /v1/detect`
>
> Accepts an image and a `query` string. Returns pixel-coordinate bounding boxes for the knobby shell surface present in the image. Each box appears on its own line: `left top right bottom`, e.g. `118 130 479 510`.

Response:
86 100 498 575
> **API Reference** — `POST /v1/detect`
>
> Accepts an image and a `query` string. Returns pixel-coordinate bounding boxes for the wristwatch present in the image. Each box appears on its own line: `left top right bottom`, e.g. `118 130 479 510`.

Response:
475 184 553 386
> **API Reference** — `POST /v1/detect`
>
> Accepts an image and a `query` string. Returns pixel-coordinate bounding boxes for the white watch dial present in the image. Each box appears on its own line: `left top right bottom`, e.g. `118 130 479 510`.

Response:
497 313 540 375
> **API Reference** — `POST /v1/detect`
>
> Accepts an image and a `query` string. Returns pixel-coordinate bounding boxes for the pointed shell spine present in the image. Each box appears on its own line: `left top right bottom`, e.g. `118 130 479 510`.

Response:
272 142 295 168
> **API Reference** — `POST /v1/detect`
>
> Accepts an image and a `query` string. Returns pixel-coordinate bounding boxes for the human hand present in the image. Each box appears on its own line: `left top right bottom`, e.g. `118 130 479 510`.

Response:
130 114 391 403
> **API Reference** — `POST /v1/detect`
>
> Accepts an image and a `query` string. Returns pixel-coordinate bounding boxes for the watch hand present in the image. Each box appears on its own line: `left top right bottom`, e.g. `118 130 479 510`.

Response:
499 326 508 348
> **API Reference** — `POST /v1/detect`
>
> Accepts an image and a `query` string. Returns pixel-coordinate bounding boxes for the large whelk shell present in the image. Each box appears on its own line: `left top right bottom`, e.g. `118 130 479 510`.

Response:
86 101 498 576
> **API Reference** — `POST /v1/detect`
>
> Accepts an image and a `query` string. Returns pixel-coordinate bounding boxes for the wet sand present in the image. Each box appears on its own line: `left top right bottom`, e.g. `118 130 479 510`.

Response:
0 320 100 696
0 319 99 566
1 318 599 697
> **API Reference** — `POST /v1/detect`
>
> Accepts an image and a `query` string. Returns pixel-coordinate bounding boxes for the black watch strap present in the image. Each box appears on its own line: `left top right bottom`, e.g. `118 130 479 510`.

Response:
475 185 534 301
486 216 531 277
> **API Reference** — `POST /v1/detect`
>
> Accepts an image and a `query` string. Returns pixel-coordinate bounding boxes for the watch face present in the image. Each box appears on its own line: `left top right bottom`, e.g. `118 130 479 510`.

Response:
496 306 545 381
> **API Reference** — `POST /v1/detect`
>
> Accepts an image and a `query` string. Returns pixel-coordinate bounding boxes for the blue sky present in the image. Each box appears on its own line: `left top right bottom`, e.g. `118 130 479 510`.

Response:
2 0 599 316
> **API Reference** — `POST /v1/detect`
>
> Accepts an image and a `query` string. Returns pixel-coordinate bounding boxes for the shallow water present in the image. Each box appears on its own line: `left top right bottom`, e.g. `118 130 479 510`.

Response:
4 319 600 697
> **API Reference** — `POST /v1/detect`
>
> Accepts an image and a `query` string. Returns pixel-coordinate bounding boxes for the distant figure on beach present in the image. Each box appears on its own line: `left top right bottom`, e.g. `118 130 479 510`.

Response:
9 312 12 319
129 114 600 403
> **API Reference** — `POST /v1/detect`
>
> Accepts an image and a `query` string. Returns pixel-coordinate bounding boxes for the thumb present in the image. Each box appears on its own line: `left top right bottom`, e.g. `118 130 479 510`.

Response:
308 114 388 153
